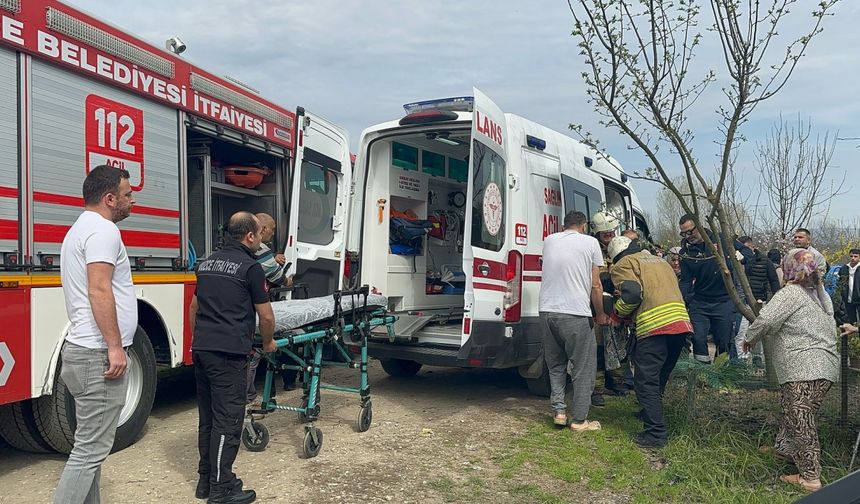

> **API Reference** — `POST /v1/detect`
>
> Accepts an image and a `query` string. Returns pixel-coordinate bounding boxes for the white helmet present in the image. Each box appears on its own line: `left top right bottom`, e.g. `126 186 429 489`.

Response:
608 236 632 262
591 211 620 233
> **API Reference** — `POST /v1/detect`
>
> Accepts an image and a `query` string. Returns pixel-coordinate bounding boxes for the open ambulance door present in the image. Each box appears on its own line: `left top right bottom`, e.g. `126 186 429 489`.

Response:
558 165 603 230
462 89 512 345
285 108 351 298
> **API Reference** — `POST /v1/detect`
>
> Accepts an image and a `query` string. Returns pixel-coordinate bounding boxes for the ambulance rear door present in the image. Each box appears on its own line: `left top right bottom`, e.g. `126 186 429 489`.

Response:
463 89 509 341
285 109 351 298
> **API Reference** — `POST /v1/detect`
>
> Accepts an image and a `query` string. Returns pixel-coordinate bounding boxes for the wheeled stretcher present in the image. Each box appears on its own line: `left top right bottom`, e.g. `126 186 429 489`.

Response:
242 286 395 457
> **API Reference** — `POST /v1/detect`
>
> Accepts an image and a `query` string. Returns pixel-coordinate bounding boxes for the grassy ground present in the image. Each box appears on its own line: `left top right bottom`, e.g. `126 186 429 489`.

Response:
489 374 859 504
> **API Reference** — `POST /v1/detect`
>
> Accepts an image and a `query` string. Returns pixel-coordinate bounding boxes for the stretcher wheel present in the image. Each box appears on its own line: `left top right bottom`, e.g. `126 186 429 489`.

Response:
303 427 323 458
357 403 372 432
241 422 269 452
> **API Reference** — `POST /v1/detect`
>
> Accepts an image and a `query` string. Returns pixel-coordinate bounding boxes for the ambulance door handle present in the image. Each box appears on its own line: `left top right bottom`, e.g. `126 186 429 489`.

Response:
478 263 490 277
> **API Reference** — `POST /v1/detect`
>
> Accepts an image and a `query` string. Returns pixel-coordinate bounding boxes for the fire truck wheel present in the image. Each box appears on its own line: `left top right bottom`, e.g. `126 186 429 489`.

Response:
33 326 157 454
379 358 422 378
0 400 55 453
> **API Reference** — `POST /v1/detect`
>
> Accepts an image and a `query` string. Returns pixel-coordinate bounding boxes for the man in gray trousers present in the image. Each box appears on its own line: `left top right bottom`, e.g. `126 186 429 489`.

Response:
538 211 609 431
55 166 137 503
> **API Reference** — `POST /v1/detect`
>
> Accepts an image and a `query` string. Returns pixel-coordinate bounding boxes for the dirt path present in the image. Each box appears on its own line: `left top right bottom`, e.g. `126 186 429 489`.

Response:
0 362 610 503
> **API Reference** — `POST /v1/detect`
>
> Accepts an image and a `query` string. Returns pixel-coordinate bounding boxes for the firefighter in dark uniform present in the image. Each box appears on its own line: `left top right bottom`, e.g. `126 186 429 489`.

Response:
189 211 276 504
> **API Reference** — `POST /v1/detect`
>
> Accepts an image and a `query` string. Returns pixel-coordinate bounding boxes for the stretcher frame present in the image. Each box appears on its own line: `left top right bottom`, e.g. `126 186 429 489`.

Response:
241 286 396 457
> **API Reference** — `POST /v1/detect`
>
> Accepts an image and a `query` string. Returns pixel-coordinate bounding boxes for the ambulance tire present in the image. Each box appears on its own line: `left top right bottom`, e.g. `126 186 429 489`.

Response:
0 400 55 453
379 358 422 378
33 327 157 454
524 370 551 397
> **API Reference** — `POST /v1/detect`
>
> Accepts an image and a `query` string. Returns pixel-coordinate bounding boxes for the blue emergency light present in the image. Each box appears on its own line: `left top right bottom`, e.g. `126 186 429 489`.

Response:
403 96 474 114
526 135 546 150
584 156 594 167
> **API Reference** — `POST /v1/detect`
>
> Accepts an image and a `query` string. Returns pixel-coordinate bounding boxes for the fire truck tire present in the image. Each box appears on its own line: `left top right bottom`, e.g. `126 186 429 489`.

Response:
0 400 55 453
33 327 157 454
379 358 422 377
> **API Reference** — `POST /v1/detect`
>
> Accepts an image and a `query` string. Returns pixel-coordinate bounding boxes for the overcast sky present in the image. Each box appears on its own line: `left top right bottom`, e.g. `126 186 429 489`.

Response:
72 0 858 223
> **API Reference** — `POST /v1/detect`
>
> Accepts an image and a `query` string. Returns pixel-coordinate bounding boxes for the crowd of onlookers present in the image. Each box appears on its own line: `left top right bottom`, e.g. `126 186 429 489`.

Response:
538 210 853 493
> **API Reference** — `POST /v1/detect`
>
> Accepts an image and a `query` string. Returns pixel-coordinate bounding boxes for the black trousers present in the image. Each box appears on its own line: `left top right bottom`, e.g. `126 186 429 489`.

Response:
846 302 860 324
632 333 687 443
194 350 248 490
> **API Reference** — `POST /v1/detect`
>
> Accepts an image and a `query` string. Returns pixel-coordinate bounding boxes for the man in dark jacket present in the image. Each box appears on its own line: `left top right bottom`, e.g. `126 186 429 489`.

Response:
189 212 276 504
734 239 781 363
678 214 737 363
745 246 781 302
835 249 860 324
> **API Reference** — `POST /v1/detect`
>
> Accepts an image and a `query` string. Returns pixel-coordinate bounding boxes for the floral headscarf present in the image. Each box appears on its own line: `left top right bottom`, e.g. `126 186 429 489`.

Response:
782 248 818 284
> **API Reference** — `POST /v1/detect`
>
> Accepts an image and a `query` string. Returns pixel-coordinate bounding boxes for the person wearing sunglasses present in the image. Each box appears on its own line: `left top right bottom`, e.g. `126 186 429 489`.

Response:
678 214 737 363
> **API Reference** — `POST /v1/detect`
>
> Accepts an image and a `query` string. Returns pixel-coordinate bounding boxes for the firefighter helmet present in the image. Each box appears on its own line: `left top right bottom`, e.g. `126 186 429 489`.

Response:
591 211 620 233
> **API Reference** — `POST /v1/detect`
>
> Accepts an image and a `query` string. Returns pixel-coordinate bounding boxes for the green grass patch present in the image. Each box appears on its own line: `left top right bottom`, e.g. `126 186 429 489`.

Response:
497 381 857 504
427 475 487 502
508 483 565 503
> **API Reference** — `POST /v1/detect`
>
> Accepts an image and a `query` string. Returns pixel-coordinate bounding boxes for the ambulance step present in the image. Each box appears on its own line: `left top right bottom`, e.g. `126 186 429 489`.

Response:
389 314 435 338
418 324 462 340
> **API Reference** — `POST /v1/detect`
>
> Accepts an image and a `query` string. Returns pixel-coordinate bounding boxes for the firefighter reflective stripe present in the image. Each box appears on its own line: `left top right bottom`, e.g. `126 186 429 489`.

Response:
633 302 690 335
614 298 639 318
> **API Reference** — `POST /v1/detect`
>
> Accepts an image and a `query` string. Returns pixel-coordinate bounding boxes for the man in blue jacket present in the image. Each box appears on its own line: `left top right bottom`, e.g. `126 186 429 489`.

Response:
678 214 737 363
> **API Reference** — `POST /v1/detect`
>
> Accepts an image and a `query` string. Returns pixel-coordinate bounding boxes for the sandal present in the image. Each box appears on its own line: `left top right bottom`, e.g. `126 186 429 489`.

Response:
569 420 601 432
553 412 568 426
779 474 822 492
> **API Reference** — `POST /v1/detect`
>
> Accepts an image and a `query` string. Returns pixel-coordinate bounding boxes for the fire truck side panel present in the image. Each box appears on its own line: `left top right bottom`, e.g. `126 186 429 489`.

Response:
0 289 30 404
29 287 68 397
29 59 180 262
0 46 17 254
29 282 186 399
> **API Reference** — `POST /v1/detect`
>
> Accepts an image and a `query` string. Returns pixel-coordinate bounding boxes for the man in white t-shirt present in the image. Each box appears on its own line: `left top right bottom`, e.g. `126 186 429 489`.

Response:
55 165 137 504
539 210 609 432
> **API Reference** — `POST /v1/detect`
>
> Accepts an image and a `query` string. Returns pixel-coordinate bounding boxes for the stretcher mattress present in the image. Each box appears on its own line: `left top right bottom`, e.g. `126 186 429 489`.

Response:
262 293 389 334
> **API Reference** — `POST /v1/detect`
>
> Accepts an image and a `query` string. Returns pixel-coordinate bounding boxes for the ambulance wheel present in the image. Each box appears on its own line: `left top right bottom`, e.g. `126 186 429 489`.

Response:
379 358 422 378
524 370 551 397
33 327 157 454
241 423 269 452
302 427 323 458
0 401 55 453
357 403 372 432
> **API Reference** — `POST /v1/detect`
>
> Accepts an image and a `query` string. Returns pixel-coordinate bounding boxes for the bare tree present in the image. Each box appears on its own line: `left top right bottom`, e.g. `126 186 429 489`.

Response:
567 0 839 321
756 115 844 238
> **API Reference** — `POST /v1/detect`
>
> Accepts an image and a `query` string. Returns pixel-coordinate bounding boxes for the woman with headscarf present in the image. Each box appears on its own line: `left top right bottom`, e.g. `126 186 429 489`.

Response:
742 248 839 492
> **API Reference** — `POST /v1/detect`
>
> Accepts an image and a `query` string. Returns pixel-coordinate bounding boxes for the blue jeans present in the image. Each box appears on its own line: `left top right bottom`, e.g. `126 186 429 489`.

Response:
53 343 127 504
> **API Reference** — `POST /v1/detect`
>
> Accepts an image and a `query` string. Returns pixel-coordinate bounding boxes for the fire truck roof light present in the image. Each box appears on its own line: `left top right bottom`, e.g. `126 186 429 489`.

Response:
190 73 293 128
526 135 546 151
46 7 175 78
403 96 474 114
0 0 20 14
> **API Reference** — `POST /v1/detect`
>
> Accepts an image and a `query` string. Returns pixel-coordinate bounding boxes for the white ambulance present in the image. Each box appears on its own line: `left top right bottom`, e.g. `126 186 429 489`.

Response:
346 89 649 393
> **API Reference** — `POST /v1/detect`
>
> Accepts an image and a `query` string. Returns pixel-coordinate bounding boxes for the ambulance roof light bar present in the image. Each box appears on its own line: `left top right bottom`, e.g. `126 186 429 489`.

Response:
403 96 474 114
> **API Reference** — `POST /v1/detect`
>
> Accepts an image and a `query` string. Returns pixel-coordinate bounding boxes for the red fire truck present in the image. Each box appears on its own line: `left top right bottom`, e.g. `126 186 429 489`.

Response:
0 0 352 453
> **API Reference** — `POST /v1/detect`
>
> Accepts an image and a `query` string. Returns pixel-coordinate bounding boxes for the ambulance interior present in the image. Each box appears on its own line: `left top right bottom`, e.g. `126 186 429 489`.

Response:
185 127 288 263
361 128 472 336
